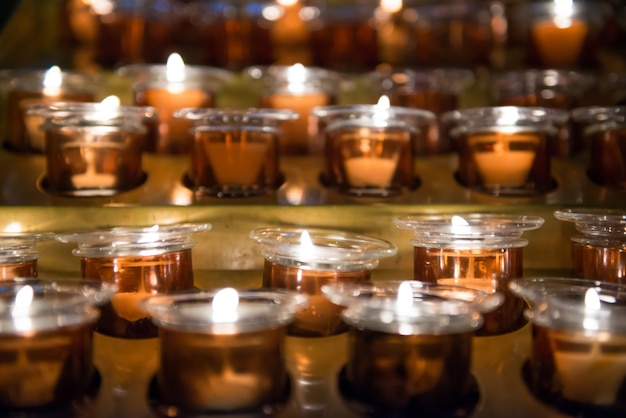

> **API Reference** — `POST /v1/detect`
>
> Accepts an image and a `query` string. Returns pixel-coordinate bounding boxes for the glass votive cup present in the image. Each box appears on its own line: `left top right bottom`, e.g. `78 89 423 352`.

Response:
367 68 474 154
24 101 158 153
321 280 500 415
55 223 211 339
143 288 308 413
250 227 398 337
554 208 626 284
118 60 233 154
395 213 545 335
246 64 341 155
508 0 609 68
40 113 147 197
600 73 626 106
2 67 98 153
570 106 626 188
0 233 54 280
444 106 558 196
175 108 298 197
312 103 428 196
0 278 116 411
509 277 626 415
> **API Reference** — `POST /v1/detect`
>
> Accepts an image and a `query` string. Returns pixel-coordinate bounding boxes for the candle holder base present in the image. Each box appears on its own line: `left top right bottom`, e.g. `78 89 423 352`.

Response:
37 172 148 198
318 173 421 198
337 366 480 418
453 172 558 197
182 173 285 198
521 360 626 418
147 373 291 417
2 368 101 418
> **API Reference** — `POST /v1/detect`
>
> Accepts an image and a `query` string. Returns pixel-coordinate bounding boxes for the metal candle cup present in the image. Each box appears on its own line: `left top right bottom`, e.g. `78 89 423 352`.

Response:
444 106 558 196
571 106 626 188
56 223 210 339
247 64 340 155
144 288 308 413
2 68 98 153
250 227 397 337
322 281 500 414
0 233 53 280
510 277 626 415
395 213 544 335
555 209 626 284
41 112 147 197
0 278 115 410
312 102 428 196
175 108 298 197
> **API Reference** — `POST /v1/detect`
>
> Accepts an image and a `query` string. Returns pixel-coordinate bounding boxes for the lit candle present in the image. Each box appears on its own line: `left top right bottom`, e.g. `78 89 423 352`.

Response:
251 227 397 337
0 279 114 410
0 232 53 280
375 0 410 66
269 0 312 65
6 66 96 152
322 280 492 414
531 0 589 68
144 288 307 412
133 53 214 154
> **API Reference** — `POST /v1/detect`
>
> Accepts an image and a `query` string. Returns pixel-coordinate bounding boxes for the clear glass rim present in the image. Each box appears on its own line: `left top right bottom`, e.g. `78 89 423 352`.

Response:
441 106 570 125
174 107 299 123
25 101 158 120
555 208 626 237
571 105 626 124
366 67 475 93
116 64 234 83
143 288 308 334
312 104 436 122
490 69 595 89
0 232 54 260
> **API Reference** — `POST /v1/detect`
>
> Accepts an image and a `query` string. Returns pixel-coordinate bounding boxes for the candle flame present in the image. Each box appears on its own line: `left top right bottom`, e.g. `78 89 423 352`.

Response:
373 95 391 123
451 215 472 235
286 63 307 94
380 0 402 14
396 281 413 314
15 285 34 308
277 0 297 6
13 285 34 332
584 288 601 310
99 95 120 107
497 107 520 126
3 222 23 233
300 230 314 248
212 287 239 323
553 0 574 28
166 53 186 92
43 66 62 96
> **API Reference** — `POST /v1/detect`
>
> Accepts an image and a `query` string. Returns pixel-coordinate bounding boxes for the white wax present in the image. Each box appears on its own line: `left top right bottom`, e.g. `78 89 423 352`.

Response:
344 157 397 188
71 172 117 189
111 292 151 322
205 141 269 186
474 151 535 187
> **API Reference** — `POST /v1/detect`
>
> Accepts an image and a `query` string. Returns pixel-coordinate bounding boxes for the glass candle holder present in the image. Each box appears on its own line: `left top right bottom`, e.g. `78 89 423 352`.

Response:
175 108 297 197
0 233 54 280
25 101 158 153
118 54 233 154
322 280 501 416
312 101 429 196
395 213 545 335
2 67 98 153
554 208 626 284
40 112 148 197
246 64 341 155
510 277 626 416
367 68 474 154
570 106 626 188
444 106 558 196
508 0 609 68
0 278 116 411
143 288 308 413
600 73 626 106
250 227 397 337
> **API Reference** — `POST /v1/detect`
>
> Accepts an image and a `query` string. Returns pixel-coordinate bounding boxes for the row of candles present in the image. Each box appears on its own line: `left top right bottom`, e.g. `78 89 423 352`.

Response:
1 208 625 416
57 0 625 71
1 61 626 198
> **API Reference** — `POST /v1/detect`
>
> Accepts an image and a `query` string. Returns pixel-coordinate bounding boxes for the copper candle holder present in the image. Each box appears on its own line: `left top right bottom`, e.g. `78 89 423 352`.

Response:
0 233 53 280
510 277 626 416
246 64 340 155
175 108 297 197
444 106 558 196
40 112 148 197
0 278 115 411
118 54 233 154
322 280 501 416
395 213 544 335
312 100 428 196
571 106 626 188
250 227 397 337
144 288 307 414
555 209 626 284
2 67 97 153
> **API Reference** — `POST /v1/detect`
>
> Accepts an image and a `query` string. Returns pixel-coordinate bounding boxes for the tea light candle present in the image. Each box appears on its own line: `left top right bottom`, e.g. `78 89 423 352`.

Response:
531 0 589 68
5 66 96 153
510 277 626 412
0 279 115 410
0 232 54 280
375 0 410 66
250 227 397 337
322 281 500 414
395 213 544 336
144 288 307 412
